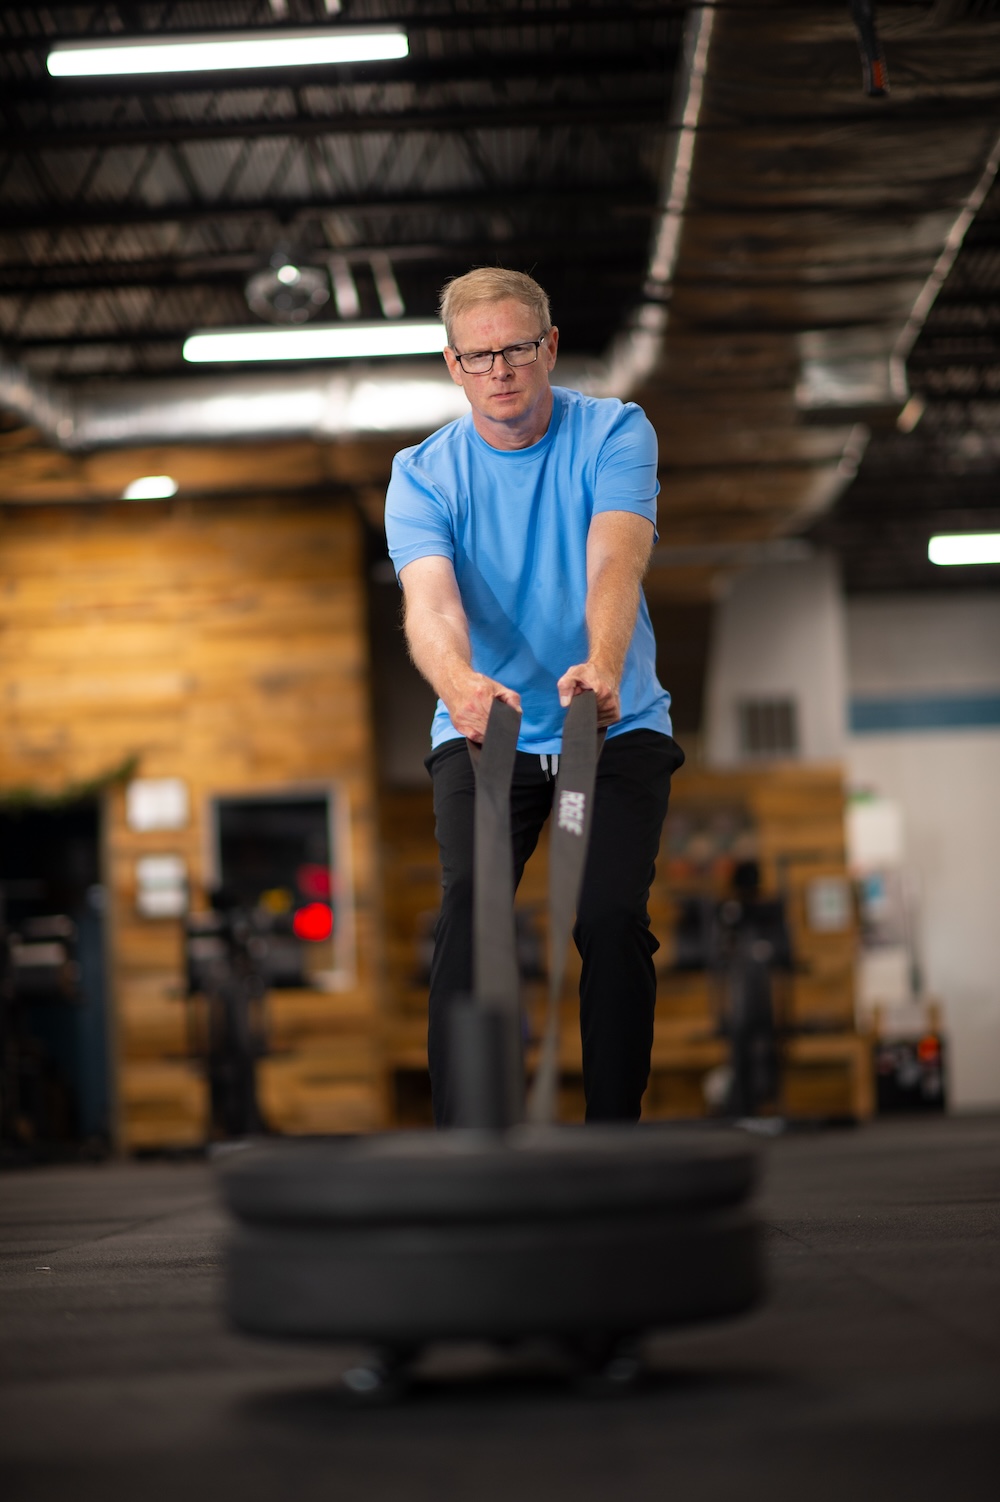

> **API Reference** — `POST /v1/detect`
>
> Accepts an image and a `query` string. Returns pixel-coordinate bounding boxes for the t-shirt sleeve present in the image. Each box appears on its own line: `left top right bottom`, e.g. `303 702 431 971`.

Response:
384 454 456 580
592 404 659 536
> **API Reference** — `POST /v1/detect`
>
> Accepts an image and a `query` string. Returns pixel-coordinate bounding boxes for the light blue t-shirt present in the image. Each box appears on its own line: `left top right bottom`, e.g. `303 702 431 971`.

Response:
384 385 673 753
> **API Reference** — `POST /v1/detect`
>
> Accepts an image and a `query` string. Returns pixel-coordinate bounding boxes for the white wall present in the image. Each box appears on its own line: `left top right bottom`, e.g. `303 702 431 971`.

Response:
704 554 848 764
847 593 1000 697
845 593 1000 1109
704 572 1000 1108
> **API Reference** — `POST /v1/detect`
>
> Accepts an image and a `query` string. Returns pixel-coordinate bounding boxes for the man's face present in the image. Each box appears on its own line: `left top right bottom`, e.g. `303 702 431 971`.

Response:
443 298 558 436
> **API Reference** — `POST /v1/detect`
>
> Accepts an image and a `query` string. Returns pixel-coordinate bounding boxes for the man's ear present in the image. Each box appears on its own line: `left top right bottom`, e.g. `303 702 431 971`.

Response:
442 348 465 387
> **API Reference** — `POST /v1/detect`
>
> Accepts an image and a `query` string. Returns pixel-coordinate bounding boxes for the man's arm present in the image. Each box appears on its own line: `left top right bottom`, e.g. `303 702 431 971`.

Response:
399 554 521 742
556 510 655 728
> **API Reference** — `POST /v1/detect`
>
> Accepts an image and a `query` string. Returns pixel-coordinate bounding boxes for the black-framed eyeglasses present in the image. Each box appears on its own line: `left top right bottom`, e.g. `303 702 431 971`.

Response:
452 333 549 375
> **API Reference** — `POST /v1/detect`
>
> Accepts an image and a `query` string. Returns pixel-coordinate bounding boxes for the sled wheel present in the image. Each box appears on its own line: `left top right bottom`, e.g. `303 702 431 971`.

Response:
565 1333 643 1397
340 1344 419 1404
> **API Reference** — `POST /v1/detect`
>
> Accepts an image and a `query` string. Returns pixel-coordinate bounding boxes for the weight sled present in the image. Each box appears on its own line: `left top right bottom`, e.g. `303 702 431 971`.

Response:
218 696 766 1384
220 1124 762 1346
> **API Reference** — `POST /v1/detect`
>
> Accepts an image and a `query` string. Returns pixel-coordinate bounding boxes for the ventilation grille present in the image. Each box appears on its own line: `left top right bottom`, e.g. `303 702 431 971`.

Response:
738 698 799 757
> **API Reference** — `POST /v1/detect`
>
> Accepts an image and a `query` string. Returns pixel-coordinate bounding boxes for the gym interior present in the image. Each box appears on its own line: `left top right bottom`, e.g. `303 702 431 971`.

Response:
1 4 998 1499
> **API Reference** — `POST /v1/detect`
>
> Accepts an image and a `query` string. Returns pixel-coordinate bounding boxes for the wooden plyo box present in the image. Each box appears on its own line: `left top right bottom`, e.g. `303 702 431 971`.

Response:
119 1060 207 1150
258 1047 386 1136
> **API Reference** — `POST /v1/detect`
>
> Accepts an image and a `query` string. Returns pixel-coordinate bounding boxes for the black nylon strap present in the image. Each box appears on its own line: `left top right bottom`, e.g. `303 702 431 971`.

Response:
466 698 521 1015
528 691 604 1124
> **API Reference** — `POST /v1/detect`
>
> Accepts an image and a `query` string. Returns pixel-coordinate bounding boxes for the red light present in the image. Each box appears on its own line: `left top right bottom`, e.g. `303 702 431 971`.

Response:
297 863 331 899
916 1035 940 1063
293 902 333 942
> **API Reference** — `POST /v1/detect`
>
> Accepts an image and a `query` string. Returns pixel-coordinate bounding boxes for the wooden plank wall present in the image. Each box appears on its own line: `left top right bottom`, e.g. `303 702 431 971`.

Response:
0 497 385 1148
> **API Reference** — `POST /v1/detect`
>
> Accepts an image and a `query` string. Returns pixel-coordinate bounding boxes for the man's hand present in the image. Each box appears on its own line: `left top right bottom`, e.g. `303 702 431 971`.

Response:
445 669 521 744
557 660 620 727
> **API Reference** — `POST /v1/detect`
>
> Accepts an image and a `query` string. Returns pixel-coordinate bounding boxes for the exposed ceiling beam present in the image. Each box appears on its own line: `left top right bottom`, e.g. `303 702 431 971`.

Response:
6 306 631 351
7 331 199 349
0 98 665 150
0 3 678 36
0 234 649 293
0 184 655 235
10 102 1000 155
912 346 1000 365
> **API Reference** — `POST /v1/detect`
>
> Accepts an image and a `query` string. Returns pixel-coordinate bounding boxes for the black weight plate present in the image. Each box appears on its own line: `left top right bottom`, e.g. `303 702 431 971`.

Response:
219 1125 759 1227
226 1203 763 1343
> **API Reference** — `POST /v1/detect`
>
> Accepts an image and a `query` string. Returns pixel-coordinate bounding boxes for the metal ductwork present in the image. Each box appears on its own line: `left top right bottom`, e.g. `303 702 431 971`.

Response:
0 356 625 454
0 357 468 452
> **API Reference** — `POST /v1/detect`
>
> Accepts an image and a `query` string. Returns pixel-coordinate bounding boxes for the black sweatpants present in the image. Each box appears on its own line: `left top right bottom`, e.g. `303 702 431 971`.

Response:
425 728 684 1125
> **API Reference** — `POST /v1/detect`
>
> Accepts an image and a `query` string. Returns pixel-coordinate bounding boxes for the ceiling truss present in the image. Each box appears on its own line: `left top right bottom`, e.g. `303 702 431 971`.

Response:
1 1 1000 596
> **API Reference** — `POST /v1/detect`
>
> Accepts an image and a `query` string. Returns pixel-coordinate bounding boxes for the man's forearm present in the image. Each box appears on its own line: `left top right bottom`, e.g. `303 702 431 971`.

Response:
399 556 521 740
557 511 652 723
405 600 521 740
586 555 643 688
403 597 474 705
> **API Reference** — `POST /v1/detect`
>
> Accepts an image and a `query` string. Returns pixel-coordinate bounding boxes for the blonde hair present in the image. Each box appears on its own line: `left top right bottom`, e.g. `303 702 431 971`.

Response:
438 268 551 346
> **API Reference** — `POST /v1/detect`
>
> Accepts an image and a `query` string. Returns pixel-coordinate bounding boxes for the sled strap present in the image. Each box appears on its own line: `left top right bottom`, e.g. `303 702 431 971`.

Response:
466 697 522 1016
527 691 604 1124
458 697 523 1127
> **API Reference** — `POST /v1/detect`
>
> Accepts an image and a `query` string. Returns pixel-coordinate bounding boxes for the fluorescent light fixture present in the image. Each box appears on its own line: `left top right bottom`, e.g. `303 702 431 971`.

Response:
928 532 1000 566
47 28 407 78
123 475 178 500
183 321 447 364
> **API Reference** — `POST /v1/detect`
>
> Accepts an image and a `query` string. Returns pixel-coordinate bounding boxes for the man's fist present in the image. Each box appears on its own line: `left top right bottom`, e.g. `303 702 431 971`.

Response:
445 671 521 743
557 661 620 727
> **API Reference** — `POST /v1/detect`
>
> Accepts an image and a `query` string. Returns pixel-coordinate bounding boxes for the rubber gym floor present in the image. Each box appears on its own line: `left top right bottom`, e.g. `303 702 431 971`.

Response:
2 1113 998 1502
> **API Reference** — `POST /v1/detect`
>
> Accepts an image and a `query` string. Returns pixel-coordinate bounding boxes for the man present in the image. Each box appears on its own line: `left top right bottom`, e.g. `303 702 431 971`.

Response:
385 267 684 1125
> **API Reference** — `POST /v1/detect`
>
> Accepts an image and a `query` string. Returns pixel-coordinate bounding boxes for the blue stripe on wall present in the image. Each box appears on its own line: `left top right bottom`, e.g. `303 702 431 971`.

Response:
850 693 1000 733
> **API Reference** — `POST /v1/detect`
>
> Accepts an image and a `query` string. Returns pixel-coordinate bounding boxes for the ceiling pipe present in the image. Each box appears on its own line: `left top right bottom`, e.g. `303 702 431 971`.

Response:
604 2 716 396
0 354 76 445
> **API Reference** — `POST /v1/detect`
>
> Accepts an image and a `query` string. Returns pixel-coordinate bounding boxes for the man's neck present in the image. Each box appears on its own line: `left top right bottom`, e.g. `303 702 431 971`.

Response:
471 387 555 451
